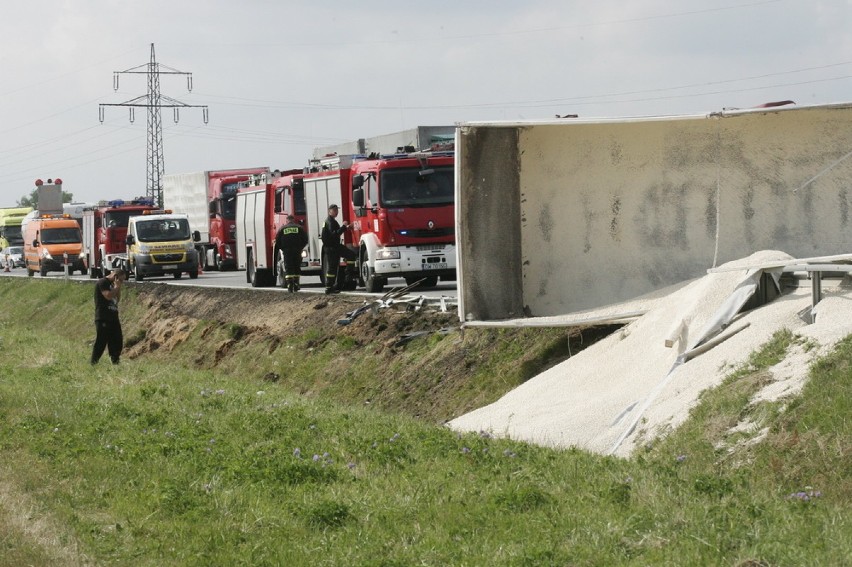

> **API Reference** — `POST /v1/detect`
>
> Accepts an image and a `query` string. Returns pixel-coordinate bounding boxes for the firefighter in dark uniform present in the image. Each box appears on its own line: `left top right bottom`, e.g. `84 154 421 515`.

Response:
321 204 357 294
275 215 309 292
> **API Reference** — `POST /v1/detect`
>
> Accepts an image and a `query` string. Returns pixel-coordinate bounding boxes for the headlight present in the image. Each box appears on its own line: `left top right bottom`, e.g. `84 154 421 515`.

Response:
375 249 400 260
138 245 150 254
79 251 86 258
42 249 52 259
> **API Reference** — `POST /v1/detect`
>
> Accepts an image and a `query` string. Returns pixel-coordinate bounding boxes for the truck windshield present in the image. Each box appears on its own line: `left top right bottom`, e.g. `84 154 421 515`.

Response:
4 226 23 245
136 219 191 242
221 195 237 221
41 227 82 244
104 211 134 228
380 166 454 208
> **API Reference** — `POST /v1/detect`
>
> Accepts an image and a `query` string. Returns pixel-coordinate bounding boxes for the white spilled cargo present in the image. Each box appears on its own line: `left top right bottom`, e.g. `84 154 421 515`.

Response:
448 250 852 457
455 102 852 324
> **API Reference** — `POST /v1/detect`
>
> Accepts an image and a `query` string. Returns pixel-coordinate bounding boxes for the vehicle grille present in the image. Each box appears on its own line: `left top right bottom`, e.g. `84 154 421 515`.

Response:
153 253 184 263
401 228 454 238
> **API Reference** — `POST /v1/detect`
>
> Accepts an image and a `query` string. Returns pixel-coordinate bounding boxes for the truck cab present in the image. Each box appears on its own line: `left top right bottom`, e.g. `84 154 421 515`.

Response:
125 211 200 281
349 151 456 292
83 198 157 278
23 214 86 277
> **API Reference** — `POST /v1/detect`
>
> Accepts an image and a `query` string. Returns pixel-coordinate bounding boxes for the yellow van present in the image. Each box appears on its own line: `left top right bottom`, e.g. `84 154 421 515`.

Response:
24 214 86 277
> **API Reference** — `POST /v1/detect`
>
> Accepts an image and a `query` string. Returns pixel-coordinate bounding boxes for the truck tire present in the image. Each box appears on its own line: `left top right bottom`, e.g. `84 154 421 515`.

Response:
214 250 225 272
173 272 182 280
360 250 385 293
275 253 286 288
39 264 48 277
134 264 144 282
248 252 260 288
90 254 102 279
189 267 198 280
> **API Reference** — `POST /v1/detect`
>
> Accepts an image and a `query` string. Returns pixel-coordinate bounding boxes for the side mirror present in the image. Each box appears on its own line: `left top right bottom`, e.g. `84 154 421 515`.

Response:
352 174 364 189
193 230 201 242
352 187 365 208
208 201 217 215
125 235 135 245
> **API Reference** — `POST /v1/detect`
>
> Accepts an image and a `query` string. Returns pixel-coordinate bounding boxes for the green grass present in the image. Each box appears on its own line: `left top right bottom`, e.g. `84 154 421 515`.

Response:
0 278 849 565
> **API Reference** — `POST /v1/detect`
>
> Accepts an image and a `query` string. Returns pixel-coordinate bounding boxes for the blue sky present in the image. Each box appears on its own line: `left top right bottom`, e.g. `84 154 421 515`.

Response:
1 0 849 206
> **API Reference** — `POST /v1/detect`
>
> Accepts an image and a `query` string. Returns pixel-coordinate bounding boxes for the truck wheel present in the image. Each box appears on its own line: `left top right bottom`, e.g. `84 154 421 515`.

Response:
134 264 144 282
275 253 286 288
39 265 48 277
248 251 260 287
189 267 198 280
360 250 385 293
214 250 225 272
319 254 329 287
173 272 182 280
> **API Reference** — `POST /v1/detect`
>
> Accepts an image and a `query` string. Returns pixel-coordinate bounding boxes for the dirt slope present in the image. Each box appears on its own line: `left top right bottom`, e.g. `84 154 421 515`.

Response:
122 284 608 424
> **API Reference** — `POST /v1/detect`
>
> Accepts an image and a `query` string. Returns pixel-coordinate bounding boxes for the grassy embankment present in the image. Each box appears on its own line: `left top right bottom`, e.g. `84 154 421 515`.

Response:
0 278 849 566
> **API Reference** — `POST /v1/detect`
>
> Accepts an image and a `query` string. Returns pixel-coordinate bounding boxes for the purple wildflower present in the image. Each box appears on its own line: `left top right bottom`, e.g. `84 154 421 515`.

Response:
293 448 301 458
788 489 822 501
461 447 471 454
676 454 687 462
347 462 356 470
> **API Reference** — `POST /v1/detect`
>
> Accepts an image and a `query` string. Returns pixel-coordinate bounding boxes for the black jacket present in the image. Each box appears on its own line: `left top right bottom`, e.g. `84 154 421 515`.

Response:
276 221 308 251
321 215 346 248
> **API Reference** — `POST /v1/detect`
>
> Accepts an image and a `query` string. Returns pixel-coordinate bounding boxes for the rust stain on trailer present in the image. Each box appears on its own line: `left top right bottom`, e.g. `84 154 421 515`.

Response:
538 203 553 243
610 196 622 242
635 182 689 251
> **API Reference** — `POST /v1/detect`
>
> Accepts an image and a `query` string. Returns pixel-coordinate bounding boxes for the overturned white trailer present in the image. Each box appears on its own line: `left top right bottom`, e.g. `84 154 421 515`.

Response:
455 102 852 323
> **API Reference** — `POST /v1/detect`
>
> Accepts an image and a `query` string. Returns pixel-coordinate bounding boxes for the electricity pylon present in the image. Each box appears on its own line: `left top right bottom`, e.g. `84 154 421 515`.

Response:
99 43 208 206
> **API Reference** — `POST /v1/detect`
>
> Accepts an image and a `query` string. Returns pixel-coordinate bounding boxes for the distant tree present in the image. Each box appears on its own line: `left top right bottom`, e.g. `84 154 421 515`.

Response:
17 188 74 208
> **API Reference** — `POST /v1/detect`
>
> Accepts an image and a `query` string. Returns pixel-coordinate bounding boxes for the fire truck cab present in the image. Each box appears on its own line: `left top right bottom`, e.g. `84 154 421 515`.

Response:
82 197 157 278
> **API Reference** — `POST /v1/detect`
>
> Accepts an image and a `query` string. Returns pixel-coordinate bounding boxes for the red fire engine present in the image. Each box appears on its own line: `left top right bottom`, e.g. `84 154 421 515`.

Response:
235 169 307 287
82 197 157 278
302 148 456 292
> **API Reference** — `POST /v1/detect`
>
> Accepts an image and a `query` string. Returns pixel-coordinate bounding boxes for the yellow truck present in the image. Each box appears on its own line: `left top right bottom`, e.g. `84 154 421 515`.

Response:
0 207 33 249
125 210 200 281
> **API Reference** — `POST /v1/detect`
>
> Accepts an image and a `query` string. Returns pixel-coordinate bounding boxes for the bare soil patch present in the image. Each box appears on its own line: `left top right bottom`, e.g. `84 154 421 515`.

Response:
122 284 608 423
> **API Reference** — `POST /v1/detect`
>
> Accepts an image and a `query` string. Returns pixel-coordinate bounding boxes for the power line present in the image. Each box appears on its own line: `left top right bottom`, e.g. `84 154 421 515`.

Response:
98 43 208 206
